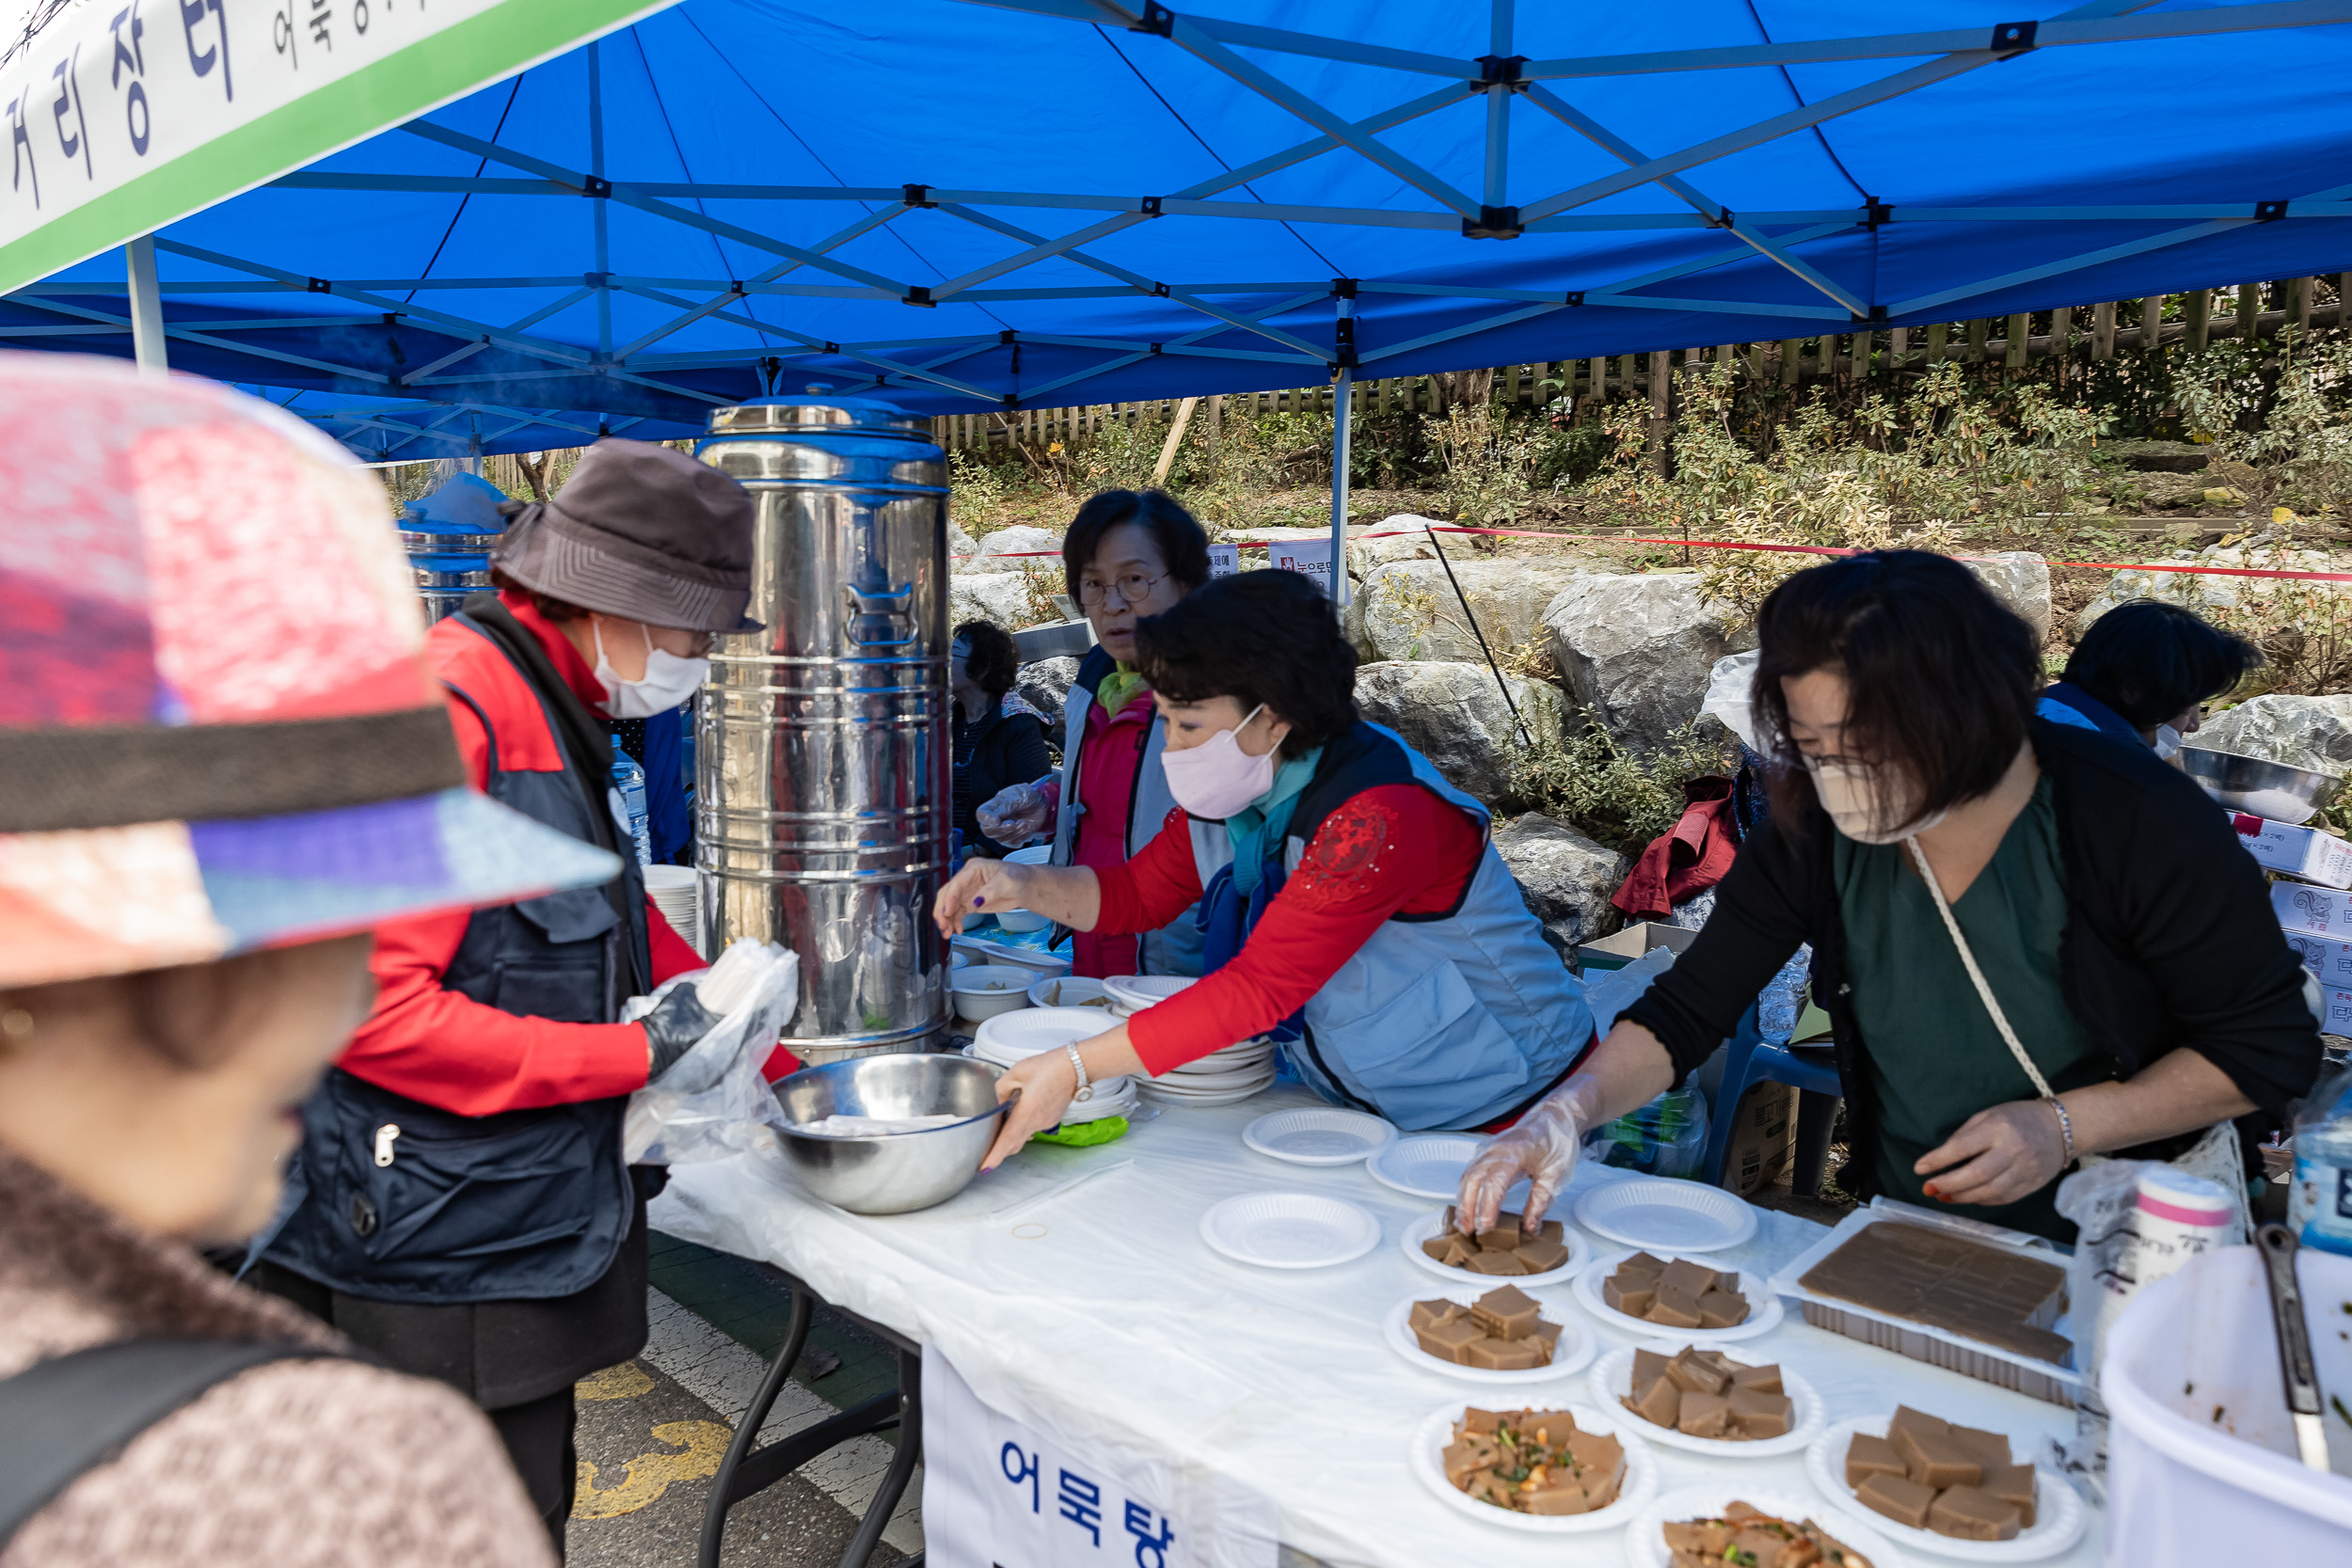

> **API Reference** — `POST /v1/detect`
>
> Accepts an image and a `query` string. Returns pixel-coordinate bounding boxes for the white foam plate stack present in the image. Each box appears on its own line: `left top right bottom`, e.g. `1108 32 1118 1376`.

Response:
1102 974 1198 1016
644 866 702 958
1139 1035 1278 1106
964 1007 1137 1126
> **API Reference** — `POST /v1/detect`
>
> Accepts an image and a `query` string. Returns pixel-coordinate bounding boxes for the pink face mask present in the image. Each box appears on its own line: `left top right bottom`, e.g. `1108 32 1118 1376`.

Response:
1161 705 1277 819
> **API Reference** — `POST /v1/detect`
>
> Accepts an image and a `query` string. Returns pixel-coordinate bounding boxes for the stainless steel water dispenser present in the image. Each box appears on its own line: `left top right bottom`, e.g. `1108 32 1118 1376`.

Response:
693 394 951 1059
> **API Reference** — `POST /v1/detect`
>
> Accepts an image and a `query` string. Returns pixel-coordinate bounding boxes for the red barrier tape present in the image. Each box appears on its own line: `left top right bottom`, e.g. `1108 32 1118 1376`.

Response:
951 524 2352 582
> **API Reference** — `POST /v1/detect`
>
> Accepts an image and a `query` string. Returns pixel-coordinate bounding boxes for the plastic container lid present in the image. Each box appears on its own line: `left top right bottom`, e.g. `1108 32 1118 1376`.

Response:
2136 1165 2236 1224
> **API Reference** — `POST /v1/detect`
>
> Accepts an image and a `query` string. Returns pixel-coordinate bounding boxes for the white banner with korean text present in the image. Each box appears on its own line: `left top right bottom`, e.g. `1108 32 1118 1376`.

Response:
922 1345 1278 1568
0 0 662 291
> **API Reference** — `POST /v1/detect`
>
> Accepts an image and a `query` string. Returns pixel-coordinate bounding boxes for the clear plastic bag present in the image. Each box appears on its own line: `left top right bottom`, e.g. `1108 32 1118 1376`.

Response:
1582 1086 1710 1179
620 940 800 1164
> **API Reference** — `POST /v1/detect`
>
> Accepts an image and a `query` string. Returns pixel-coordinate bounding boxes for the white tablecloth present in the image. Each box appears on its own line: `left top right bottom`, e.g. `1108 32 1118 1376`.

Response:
650 1085 2107 1568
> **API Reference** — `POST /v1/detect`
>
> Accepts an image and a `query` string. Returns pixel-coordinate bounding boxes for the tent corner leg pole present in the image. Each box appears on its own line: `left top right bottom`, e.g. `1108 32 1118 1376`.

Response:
125 235 167 376
1329 366 1353 620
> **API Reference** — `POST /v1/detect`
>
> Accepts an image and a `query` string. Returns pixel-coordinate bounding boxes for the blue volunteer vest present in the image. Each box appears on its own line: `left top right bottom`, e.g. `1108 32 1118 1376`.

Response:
264 612 644 1304
1190 721 1594 1131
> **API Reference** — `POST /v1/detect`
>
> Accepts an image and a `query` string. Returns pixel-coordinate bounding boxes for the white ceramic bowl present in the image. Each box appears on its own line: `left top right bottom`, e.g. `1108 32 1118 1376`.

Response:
991 908 1051 933
950 964 1035 1022
1026 974 1113 1010
1103 974 1196 1011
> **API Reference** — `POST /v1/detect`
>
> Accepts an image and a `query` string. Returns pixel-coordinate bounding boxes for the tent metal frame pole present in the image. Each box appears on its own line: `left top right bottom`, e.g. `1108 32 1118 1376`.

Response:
124 235 167 375
1329 361 1353 616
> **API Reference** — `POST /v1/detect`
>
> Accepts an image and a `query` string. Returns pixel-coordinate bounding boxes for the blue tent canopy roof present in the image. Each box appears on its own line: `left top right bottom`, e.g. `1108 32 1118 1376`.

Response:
16 0 2352 455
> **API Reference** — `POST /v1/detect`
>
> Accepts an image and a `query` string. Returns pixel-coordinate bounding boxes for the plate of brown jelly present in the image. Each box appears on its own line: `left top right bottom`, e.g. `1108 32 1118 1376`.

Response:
1804 1411 2085 1561
1586 1342 1825 1457
1623 1485 1906 1568
1383 1284 1596 1386
1409 1400 1658 1534
1401 1206 1589 1288
1571 1251 1784 1344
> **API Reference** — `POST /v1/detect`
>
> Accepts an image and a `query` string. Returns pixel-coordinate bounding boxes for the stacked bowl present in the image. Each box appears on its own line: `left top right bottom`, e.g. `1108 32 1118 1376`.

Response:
644 866 703 958
967 1006 1136 1125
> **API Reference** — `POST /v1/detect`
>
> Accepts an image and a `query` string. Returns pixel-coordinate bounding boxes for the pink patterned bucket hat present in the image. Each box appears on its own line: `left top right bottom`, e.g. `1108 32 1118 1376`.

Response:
0 355 621 988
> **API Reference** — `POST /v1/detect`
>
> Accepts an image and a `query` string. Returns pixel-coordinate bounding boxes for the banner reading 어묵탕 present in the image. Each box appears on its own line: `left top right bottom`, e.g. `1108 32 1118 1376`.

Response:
0 0 667 293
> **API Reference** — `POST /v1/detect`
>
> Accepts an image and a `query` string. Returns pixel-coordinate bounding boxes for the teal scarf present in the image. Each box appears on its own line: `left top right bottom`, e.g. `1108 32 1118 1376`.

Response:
1225 748 1324 897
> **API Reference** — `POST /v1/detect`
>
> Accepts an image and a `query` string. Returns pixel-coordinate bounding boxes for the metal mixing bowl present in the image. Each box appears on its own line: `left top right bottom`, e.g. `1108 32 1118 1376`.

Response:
2174 746 2342 825
761 1053 1009 1214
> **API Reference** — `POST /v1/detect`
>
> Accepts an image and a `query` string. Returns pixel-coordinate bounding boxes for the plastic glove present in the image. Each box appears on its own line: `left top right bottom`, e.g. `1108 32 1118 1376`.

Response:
642 981 722 1081
1457 1074 1606 1235
976 781 1050 847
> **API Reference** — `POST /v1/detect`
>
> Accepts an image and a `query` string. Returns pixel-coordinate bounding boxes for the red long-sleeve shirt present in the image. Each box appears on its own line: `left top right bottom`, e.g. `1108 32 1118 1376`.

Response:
339 593 706 1117
1096 787 1484 1074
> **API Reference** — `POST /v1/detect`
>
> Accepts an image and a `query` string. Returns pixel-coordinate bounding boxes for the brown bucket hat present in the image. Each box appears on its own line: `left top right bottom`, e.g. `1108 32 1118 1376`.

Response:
491 437 761 632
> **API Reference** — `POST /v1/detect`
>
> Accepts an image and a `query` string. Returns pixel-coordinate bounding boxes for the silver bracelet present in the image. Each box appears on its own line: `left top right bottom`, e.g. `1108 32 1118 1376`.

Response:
1065 1041 1093 1102
2045 1095 2075 1165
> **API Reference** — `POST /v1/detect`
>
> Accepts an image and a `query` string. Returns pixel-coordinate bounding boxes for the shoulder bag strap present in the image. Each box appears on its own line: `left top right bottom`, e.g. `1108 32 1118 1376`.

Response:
0 1338 344 1544
1901 835 2057 1100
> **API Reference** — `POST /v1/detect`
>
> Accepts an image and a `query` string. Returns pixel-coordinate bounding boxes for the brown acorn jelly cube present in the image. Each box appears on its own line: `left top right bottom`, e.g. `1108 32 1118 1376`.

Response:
1512 1236 1571 1272
1465 1248 1529 1276
1603 1275 1657 1317
1470 1283 1542 1340
1648 1287 1705 1328
1845 1433 1909 1489
1696 1289 1750 1329
1408 1298 1465 1332
1727 1360 1783 1396
1855 1470 1936 1529
1983 1462 2037 1528
1658 1258 1721 1299
1726 1386 1793 1438
1416 1317 1484 1364
1465 1336 1545 1370
1627 1374 1681 1429
1928 1486 2022 1542
1666 1348 1732 1396
1677 1390 1733 1438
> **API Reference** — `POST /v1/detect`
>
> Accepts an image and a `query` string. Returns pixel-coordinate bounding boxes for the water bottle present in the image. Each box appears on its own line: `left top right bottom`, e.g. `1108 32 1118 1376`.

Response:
610 736 653 866
2288 1058 2352 1256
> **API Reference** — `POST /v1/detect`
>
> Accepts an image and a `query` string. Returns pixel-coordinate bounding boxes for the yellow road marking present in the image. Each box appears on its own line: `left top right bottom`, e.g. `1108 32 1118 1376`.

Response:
573 1420 732 1518
576 1360 656 1402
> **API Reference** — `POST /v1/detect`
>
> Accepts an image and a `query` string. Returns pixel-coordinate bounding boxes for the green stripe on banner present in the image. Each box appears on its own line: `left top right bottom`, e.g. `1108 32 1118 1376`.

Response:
0 0 666 296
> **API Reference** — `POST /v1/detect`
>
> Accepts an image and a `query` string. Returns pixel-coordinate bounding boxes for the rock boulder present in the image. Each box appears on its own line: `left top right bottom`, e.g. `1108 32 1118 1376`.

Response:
1015 657 1081 749
1963 551 2053 642
1491 814 1627 958
1352 660 1565 805
947 522 978 564
947 573 1034 629
2193 694 2352 779
964 524 1063 575
1543 572 1750 752
1353 558 1589 665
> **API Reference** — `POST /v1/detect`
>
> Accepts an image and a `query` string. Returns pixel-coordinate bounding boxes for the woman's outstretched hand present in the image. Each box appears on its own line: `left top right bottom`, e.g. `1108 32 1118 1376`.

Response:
1455 1075 1606 1234
931 859 1028 942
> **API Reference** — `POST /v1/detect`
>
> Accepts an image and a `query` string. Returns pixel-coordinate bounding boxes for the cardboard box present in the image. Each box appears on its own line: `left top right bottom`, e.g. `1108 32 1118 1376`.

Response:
1718 1080 1797 1197
2285 930 2352 990
2231 811 2352 889
1574 921 1698 974
2322 986 2352 1037
2276 881 2352 937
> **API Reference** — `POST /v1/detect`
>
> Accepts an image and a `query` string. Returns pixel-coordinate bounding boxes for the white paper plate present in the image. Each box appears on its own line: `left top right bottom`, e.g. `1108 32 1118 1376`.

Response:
1406 1400 1656 1535
1804 1416 2086 1562
1585 1343 1826 1458
1623 1485 1909 1568
1380 1289 1596 1385
1171 1040 1275 1069
1053 1085 1137 1127
1401 1208 1587 1289
1141 1076 1276 1108
972 1006 1116 1058
1365 1132 1485 1200
1574 1176 1757 1253
1570 1252 1784 1345
1198 1192 1379 1268
1241 1107 1396 1165
1153 1061 1278 1091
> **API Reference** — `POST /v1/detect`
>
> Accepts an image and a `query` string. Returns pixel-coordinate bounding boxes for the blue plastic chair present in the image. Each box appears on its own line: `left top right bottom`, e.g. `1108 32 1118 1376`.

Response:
1699 1002 1844 1195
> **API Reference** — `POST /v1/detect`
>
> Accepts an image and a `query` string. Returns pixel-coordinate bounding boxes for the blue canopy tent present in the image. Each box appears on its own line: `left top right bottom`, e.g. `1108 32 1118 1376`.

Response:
10 0 2352 435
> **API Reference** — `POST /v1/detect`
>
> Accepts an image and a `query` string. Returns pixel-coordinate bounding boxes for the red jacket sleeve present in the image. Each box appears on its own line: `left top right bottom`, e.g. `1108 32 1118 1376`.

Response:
1125 785 1482 1075
335 688 661 1117
1091 806 1207 934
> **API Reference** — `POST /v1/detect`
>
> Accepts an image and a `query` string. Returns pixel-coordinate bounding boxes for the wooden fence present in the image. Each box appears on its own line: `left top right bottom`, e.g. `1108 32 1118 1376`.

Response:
933 274 2352 453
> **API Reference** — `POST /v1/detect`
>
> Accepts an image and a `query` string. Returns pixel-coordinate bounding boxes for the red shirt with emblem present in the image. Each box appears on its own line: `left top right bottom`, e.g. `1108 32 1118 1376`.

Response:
1091 785 1484 1074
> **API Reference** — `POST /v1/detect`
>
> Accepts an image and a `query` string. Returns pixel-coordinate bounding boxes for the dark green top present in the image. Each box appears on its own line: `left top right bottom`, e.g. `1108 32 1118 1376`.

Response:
1834 777 2109 1243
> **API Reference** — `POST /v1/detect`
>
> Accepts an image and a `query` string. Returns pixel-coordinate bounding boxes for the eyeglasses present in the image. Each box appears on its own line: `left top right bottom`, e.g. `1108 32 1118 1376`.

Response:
1076 570 1169 608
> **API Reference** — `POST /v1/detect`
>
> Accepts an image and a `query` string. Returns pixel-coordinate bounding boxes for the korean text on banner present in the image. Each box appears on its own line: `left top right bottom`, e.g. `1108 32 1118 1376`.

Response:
0 0 662 293
921 1346 1276 1568
1206 543 1240 579
1267 541 1333 597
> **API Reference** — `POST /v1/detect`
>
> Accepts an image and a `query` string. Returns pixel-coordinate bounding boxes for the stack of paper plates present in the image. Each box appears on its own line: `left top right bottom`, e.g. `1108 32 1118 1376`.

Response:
1139 1035 1278 1107
643 866 702 958
1102 974 1197 1018
970 1007 1133 1103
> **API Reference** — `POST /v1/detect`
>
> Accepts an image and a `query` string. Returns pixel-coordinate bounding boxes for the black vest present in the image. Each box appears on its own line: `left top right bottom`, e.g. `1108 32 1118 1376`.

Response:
265 607 648 1304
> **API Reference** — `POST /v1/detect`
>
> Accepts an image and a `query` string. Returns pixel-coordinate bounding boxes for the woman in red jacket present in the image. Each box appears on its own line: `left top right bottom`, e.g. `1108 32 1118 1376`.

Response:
254 440 748 1549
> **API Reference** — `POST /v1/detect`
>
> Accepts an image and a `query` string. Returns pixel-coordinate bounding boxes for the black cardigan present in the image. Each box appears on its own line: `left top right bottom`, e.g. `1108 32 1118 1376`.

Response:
1620 719 2322 1196
953 698 1053 859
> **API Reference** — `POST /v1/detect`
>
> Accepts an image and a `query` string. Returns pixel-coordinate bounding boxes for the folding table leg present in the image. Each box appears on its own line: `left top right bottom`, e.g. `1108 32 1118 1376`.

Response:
834 1345 923 1568
698 1287 813 1568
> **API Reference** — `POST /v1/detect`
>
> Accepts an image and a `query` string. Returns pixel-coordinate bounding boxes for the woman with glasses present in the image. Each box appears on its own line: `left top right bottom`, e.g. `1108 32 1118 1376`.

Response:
975 490 1213 977
939 570 1599 1164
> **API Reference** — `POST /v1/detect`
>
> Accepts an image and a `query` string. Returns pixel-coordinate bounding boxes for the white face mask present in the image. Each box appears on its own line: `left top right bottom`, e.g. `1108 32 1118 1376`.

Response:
592 617 707 719
2152 724 2185 761
1160 705 1279 820
1803 755 1948 845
